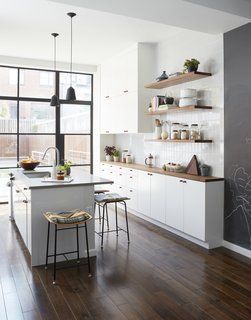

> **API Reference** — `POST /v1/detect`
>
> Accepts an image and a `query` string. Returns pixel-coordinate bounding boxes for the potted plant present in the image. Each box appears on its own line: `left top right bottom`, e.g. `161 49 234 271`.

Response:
104 145 116 161
183 58 200 73
113 149 120 162
64 160 72 176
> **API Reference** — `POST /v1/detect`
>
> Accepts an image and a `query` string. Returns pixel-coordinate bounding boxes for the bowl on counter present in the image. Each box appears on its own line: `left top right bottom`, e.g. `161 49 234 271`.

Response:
19 160 40 171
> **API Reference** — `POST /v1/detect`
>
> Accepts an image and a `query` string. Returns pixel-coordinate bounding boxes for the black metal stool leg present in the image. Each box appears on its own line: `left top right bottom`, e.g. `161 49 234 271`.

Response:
98 204 101 224
106 204 109 230
84 223 91 277
101 203 106 248
124 201 130 243
45 221 50 269
115 202 119 236
76 224 80 263
53 224 57 285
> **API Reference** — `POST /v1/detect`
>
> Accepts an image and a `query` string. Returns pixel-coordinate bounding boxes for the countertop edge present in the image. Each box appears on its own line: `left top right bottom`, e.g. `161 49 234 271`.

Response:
28 181 114 189
101 161 224 183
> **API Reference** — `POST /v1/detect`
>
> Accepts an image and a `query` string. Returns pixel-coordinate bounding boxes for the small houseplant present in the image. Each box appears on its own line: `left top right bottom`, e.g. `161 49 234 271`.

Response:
57 160 72 176
104 145 116 161
183 58 200 73
113 149 120 162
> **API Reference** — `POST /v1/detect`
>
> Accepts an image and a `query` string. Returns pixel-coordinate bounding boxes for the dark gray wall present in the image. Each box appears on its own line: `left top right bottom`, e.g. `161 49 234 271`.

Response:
224 23 251 250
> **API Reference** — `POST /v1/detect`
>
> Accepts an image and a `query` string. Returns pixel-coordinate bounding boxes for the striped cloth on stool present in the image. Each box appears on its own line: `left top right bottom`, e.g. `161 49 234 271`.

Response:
44 209 92 224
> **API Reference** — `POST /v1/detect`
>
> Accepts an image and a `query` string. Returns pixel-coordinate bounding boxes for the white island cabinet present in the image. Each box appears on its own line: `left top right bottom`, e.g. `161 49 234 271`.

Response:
100 162 224 249
11 168 112 266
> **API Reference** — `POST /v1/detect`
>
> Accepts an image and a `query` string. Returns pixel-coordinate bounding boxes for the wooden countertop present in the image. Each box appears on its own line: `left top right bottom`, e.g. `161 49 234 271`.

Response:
101 161 224 183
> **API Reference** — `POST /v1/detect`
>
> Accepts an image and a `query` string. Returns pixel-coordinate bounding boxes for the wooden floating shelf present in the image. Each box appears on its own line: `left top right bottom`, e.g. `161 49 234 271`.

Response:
145 139 213 143
146 105 212 115
145 71 212 89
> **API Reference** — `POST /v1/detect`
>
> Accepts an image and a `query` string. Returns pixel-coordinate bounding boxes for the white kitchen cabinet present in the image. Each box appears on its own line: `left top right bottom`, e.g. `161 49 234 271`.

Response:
150 173 166 224
183 180 205 240
100 43 155 134
137 170 151 217
99 162 223 248
165 176 184 231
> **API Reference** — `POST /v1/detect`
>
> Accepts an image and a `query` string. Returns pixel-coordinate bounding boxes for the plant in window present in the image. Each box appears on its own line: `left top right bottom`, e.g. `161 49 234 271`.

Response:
104 145 116 161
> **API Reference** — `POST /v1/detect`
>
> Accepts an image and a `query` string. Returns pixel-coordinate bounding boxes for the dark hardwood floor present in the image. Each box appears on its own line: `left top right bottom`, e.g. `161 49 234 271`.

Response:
0 204 250 320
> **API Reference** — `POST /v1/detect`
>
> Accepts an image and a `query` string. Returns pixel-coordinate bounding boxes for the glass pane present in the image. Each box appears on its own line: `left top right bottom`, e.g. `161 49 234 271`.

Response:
0 67 18 96
60 104 90 134
0 135 17 167
0 100 17 133
19 135 55 166
60 73 91 101
65 135 90 165
71 165 90 175
19 69 55 98
19 101 55 133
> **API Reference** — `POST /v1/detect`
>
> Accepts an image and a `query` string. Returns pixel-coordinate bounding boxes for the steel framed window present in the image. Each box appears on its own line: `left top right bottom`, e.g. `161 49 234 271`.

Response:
0 65 93 173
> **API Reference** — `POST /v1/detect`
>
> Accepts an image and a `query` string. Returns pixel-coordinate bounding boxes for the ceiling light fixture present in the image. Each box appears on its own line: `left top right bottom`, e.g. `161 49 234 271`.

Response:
50 32 60 107
66 12 76 101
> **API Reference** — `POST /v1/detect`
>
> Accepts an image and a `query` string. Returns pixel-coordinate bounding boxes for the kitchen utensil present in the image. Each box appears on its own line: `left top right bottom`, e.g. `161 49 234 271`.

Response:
145 154 154 167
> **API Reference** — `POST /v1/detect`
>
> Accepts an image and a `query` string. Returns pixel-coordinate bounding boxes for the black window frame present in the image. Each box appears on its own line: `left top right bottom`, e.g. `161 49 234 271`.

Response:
0 65 93 173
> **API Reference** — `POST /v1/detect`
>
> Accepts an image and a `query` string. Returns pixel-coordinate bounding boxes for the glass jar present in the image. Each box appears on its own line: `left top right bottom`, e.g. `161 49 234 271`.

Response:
181 129 187 140
183 124 190 139
171 130 179 140
190 124 199 140
172 123 181 139
122 150 128 163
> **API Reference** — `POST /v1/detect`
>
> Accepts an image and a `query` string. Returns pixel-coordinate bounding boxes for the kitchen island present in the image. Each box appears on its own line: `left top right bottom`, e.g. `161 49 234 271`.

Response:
10 168 112 266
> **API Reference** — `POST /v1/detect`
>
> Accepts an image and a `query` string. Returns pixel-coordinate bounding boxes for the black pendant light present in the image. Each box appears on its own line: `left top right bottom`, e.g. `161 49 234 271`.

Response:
66 12 76 101
50 32 60 107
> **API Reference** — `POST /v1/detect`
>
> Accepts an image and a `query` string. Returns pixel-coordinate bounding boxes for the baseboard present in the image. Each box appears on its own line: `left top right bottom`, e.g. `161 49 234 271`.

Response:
222 241 251 258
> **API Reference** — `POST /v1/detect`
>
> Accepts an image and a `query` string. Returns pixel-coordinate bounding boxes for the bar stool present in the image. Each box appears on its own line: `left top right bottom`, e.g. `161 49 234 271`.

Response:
94 193 130 248
43 209 92 284
94 189 110 228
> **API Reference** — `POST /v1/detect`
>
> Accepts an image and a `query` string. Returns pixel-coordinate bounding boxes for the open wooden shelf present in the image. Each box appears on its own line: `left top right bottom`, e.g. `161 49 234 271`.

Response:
145 139 213 143
145 71 212 89
146 105 212 115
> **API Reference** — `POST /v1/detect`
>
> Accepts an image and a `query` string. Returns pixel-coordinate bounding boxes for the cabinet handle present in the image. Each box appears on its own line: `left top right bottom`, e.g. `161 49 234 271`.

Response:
105 95 110 98
123 90 128 93
130 176 133 179
23 187 28 190
130 190 133 192
15 189 20 193
124 130 128 133
23 200 28 204
179 180 183 183
183 181 187 184
119 187 122 189
119 174 122 176
105 131 110 133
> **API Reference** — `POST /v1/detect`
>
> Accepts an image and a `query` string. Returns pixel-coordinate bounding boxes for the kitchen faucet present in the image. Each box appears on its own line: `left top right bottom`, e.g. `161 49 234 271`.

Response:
42 147 60 179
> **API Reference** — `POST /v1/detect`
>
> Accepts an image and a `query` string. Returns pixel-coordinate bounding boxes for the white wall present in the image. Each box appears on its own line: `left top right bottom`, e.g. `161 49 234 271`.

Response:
114 30 224 177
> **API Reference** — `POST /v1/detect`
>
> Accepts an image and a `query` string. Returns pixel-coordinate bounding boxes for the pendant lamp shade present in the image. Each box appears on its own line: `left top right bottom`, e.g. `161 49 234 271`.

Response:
50 32 60 107
66 12 76 101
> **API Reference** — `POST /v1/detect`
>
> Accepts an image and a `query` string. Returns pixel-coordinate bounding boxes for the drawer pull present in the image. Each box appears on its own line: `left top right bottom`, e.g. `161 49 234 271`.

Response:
130 176 133 179
183 181 187 184
123 90 128 93
124 130 128 133
105 131 110 133
23 200 28 204
15 190 20 193
130 190 133 192
105 95 110 98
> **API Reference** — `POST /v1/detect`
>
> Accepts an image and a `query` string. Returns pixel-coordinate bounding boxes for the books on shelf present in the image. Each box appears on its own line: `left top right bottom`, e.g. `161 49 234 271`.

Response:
150 95 177 111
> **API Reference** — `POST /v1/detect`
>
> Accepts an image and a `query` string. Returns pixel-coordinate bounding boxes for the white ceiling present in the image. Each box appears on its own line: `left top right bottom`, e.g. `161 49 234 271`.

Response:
0 0 249 66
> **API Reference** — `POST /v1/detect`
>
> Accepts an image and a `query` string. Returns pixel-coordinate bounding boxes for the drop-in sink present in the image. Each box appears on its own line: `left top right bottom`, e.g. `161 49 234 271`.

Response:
23 171 51 179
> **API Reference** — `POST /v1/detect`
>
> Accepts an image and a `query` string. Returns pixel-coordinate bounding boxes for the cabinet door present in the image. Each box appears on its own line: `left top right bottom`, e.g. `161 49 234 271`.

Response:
14 189 27 245
137 171 151 217
123 47 138 93
183 180 205 240
150 173 166 223
120 91 138 133
165 176 184 231
126 188 138 212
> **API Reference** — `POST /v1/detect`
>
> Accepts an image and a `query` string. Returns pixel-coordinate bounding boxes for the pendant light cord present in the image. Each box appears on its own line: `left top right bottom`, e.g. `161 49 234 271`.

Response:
54 36 56 71
70 16 73 85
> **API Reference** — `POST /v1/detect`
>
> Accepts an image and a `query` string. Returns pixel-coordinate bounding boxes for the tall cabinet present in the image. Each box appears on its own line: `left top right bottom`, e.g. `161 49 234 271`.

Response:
100 43 155 134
